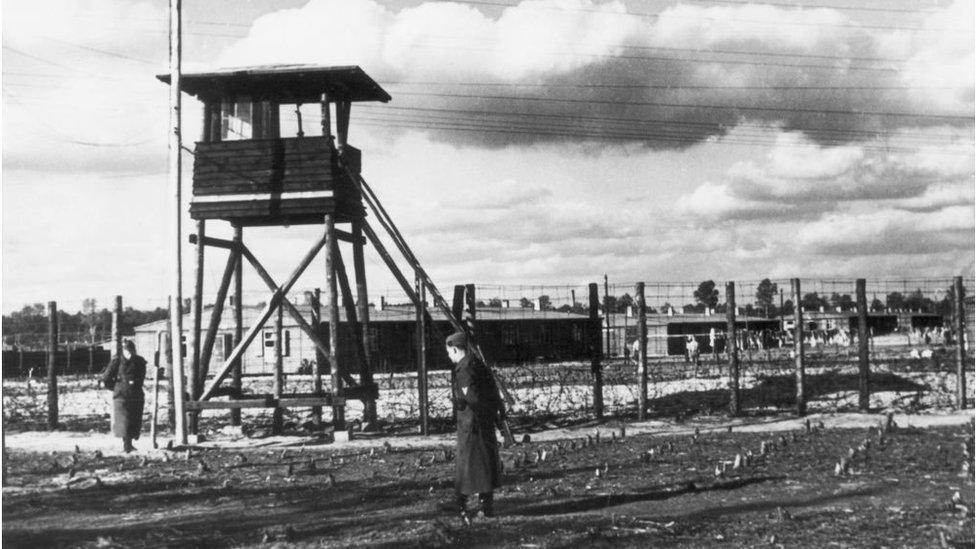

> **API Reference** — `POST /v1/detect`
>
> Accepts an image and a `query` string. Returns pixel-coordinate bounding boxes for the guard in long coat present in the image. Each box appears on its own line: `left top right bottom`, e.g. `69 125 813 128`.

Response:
446 331 502 519
101 339 147 453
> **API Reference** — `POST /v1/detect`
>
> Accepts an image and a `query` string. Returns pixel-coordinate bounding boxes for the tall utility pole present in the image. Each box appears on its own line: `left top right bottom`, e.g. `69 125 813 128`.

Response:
168 0 187 445
603 274 611 357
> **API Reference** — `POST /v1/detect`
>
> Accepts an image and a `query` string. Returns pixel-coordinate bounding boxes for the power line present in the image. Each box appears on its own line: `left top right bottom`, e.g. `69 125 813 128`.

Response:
346 112 972 154
402 42 904 73
390 32 918 65
5 69 965 92
349 107 962 143
3 87 159 147
381 81 969 91
354 117 976 155
11 32 916 74
690 0 939 15
440 0 971 33
347 103 973 147
389 90 974 121
282 101 970 151
2 46 127 81
14 1 958 33
10 64 971 127
47 37 158 66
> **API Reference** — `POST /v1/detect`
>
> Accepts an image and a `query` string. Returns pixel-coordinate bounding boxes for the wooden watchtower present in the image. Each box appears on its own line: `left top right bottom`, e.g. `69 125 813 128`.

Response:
159 65 390 435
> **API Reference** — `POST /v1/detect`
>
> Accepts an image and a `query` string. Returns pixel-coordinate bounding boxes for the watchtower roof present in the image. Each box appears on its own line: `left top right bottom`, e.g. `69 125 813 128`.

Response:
157 64 391 103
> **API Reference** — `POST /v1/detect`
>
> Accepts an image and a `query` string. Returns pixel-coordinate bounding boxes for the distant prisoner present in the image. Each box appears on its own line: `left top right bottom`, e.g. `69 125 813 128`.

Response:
445 331 504 520
101 339 147 453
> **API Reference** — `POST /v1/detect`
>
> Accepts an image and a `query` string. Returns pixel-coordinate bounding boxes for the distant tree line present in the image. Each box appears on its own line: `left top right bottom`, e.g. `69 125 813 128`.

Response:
2 299 168 349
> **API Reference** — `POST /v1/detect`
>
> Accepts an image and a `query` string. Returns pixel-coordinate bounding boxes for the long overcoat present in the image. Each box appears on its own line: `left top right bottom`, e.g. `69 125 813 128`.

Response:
101 354 147 439
452 354 502 495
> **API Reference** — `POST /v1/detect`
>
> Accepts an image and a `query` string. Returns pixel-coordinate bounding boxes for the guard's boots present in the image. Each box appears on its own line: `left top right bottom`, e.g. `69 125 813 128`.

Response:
438 493 470 523
477 492 494 518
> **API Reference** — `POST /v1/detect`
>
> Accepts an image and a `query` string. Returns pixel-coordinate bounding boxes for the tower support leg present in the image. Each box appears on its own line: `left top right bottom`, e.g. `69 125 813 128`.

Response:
231 225 243 426
324 214 344 430
353 218 376 426
189 219 205 435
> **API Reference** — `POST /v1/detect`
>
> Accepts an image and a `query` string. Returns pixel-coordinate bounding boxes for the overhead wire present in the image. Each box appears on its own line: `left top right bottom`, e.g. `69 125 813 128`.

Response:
347 104 972 143
279 105 970 154
402 44 905 74
346 111 958 146
380 81 968 91
2 4 971 154
273 104 973 157
346 115 973 155
388 90 973 121
1 45 128 81
437 0 971 33
3 86 160 147
7 0 961 34
46 37 159 66
690 0 940 14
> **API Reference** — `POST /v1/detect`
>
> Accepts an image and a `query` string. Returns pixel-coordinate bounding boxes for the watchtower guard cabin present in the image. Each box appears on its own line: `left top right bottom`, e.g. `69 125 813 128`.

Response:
159 65 514 443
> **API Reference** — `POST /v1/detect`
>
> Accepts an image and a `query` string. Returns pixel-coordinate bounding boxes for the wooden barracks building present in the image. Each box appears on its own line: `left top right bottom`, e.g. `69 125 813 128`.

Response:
134 300 595 375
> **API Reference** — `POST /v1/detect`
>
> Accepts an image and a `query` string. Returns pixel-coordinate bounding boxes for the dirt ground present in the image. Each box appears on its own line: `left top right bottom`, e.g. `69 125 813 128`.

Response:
3 410 975 548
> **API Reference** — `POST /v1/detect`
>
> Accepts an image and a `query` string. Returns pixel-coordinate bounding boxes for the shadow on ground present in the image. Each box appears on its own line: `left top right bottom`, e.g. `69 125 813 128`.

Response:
643 371 927 418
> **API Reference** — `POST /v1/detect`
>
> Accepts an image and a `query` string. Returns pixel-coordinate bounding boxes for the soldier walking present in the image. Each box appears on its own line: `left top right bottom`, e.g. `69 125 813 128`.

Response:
443 331 503 521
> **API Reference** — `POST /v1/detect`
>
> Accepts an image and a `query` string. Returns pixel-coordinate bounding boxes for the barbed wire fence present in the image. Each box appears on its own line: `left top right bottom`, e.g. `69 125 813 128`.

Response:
3 277 974 434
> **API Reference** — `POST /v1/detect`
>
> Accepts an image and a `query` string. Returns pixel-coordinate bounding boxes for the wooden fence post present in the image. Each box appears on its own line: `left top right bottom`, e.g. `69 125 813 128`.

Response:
450 285 465 425
162 331 175 430
273 304 284 434
954 276 967 409
416 272 430 435
88 329 95 375
603 275 611 357
636 282 648 421
112 295 123 360
856 278 870 411
792 279 806 416
47 301 59 429
310 289 323 426
452 285 465 325
589 283 604 419
726 282 740 417
464 284 477 341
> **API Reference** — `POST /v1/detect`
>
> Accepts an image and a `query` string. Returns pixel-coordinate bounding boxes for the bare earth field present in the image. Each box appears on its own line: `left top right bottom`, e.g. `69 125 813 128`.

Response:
3 356 974 548
3 410 975 548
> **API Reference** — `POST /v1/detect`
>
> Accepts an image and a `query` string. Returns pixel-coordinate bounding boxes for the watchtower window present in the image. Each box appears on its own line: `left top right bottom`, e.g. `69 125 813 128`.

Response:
220 97 279 140
221 98 252 140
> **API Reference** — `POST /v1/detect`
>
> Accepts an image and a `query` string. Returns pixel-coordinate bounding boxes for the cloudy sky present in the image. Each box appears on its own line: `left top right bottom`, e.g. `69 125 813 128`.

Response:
2 0 974 313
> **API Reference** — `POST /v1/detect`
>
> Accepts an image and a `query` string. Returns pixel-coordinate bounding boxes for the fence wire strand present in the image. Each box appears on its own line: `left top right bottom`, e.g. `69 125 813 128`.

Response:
3 277 974 433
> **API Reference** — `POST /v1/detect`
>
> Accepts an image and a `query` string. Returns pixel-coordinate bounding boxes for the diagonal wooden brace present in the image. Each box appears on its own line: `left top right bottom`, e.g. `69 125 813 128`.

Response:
189 233 239 252
359 176 516 424
239 244 359 389
199 232 328 401
197 246 240 391
334 228 366 245
361 221 422 308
